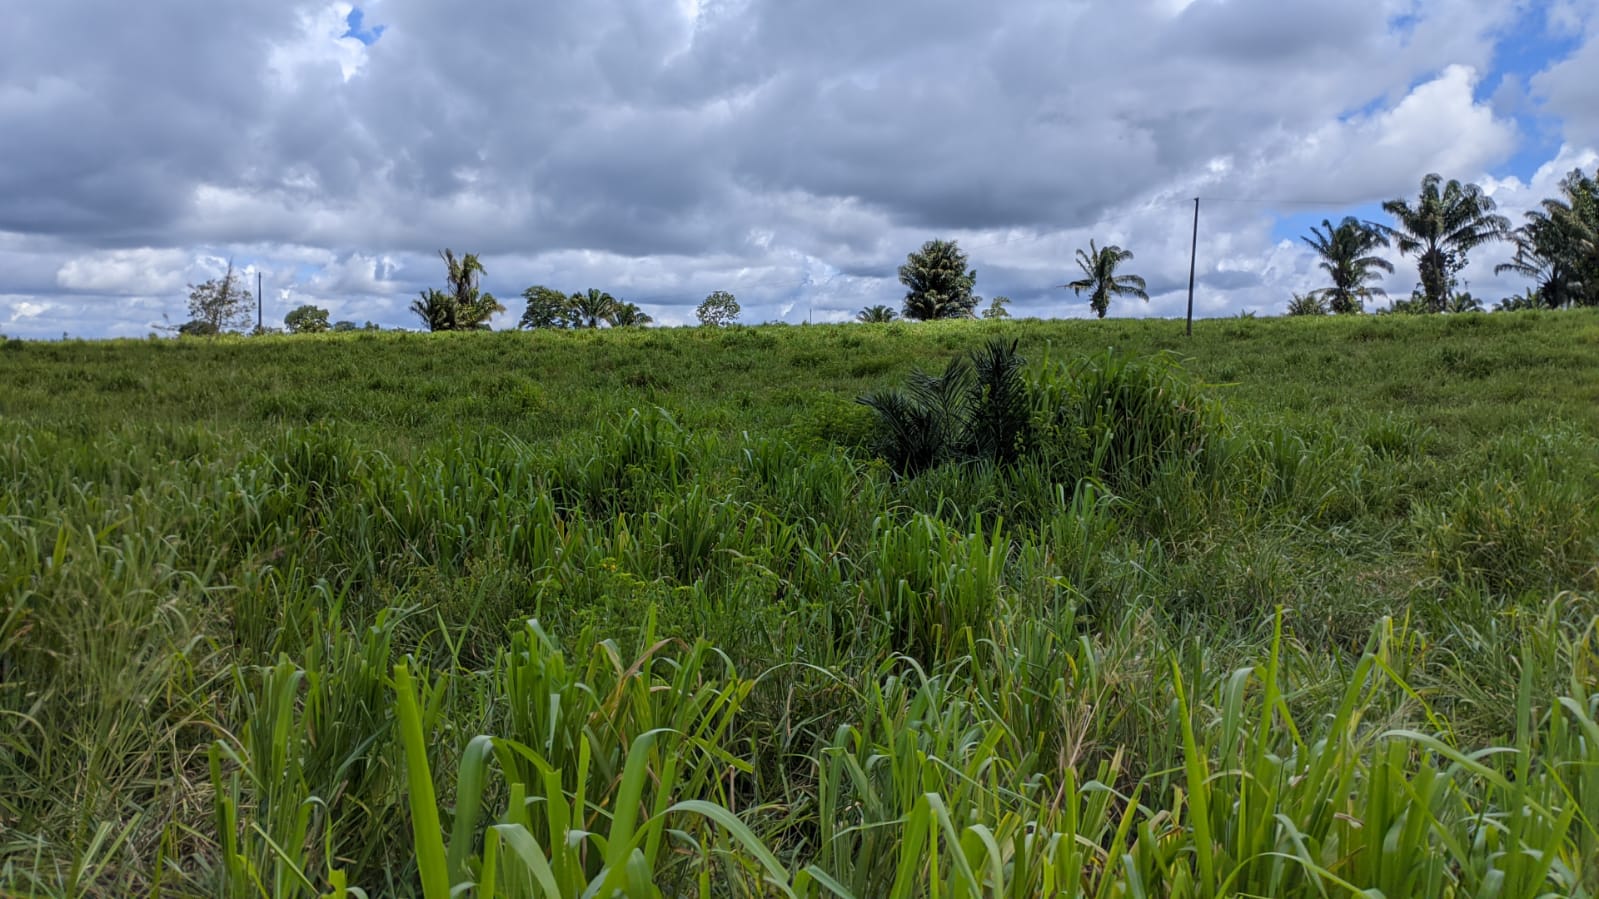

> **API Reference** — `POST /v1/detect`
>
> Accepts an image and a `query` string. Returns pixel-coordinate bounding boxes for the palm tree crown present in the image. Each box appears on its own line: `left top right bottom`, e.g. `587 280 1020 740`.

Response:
1301 217 1393 314
412 249 504 330
570 289 617 328
1496 168 1599 309
857 304 898 323
1380 174 1509 313
606 300 653 327
1066 241 1149 319
898 239 978 320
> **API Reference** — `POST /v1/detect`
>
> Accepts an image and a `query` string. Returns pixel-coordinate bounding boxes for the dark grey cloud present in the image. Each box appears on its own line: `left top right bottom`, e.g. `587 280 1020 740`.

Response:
0 0 1588 337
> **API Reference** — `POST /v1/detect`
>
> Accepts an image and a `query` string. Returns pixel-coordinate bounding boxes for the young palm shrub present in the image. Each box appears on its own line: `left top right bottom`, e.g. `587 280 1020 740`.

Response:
963 336 1031 466
857 338 1032 474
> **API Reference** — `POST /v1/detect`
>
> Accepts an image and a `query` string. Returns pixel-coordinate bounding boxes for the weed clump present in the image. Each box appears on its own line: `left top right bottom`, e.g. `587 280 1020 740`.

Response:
1030 350 1220 490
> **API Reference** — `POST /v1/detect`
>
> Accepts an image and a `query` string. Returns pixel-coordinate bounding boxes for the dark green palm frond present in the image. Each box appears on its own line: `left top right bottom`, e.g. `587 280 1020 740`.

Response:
857 388 946 474
964 338 1030 464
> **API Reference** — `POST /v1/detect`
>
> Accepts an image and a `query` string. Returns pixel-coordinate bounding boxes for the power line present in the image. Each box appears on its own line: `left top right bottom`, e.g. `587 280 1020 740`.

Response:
1193 195 1390 208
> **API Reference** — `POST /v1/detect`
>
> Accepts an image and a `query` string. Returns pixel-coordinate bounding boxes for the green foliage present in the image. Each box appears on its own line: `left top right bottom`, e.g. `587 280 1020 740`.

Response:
856 304 897 323
570 288 616 328
898 239 978 320
1496 289 1543 312
606 299 653 327
3 314 1599 896
1302 216 1392 313
696 290 740 326
517 285 577 329
1382 173 1511 313
284 304 331 334
1285 292 1328 316
1413 425 1599 594
1066 240 1149 318
857 337 1030 473
186 262 254 333
1497 167 1599 309
1031 349 1219 490
410 249 504 331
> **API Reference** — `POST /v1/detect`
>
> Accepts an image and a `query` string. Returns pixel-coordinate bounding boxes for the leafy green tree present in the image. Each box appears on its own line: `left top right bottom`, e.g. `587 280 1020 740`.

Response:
607 301 653 327
1302 218 1392 313
1066 241 1148 319
980 296 1011 319
1285 292 1329 316
284 304 331 333
1444 292 1483 313
857 304 898 323
332 320 359 332
411 250 504 331
696 291 741 326
898 239 978 320
1381 174 1509 313
1496 168 1599 309
520 285 578 329
186 262 253 333
570 289 617 328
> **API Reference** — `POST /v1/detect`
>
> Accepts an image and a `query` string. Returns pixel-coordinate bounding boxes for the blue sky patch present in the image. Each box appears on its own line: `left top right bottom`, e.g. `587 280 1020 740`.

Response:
1272 6 1574 245
343 7 386 45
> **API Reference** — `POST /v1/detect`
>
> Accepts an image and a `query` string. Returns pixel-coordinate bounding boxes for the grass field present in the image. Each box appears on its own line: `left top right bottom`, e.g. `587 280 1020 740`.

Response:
3 311 1598 897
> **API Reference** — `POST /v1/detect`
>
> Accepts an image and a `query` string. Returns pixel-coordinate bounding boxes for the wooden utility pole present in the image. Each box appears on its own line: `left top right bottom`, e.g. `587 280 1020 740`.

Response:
1186 198 1199 337
257 270 263 332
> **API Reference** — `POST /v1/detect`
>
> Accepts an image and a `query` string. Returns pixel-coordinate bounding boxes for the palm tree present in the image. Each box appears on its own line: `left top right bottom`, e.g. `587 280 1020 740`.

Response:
1381 174 1509 313
1496 168 1599 309
410 288 454 331
441 249 481 330
857 304 898 323
898 239 978 320
606 301 653 327
1285 292 1328 316
1066 241 1148 319
1496 227 1579 310
569 289 617 328
1301 218 1392 314
413 250 504 330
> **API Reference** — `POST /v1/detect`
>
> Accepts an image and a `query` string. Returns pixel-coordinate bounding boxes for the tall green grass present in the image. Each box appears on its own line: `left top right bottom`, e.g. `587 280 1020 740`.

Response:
3 314 1598 895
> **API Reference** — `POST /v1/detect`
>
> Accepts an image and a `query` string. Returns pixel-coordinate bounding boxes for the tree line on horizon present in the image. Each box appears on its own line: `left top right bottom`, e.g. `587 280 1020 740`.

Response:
1289 168 1599 316
167 167 1597 337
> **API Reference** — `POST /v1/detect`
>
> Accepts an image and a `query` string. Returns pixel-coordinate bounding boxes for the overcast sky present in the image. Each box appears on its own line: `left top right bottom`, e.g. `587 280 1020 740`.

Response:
2 0 1597 337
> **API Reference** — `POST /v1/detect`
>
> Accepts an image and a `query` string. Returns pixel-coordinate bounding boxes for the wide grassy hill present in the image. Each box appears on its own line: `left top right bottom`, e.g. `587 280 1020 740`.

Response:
6 311 1599 446
2 311 1598 897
